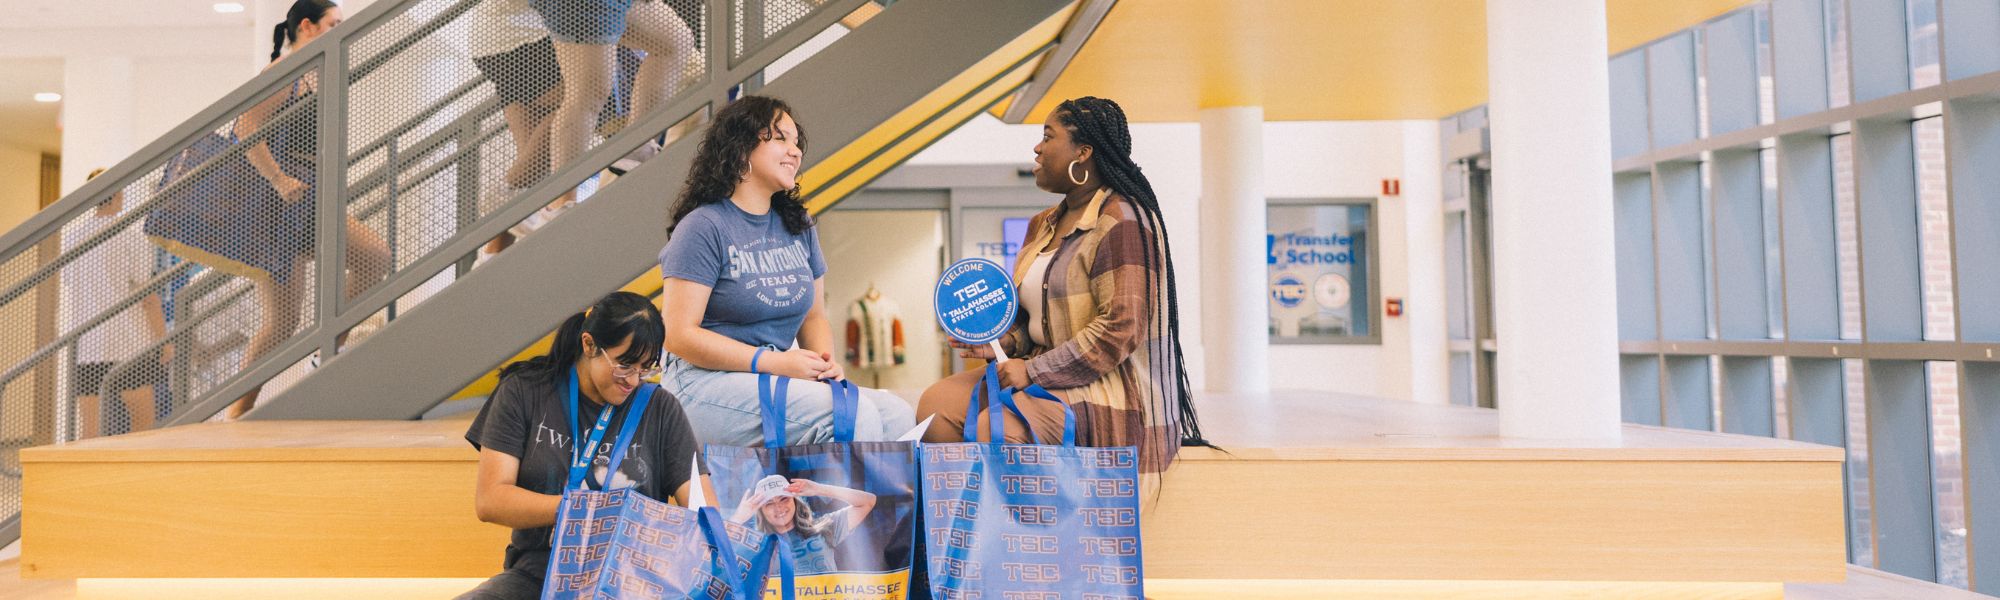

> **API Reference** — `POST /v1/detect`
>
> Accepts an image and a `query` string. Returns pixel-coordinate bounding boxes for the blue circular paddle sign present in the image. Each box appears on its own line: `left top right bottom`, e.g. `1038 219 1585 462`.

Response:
934 258 1018 344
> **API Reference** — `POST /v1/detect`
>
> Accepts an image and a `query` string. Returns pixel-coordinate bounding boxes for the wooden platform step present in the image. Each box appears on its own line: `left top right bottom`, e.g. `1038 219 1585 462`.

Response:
19 394 1847 586
1148 392 1849 583
21 420 503 579
4 566 1984 599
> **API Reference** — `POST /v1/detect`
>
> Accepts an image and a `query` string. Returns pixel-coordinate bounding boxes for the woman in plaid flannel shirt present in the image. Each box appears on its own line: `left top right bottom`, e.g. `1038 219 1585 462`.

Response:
916 97 1204 474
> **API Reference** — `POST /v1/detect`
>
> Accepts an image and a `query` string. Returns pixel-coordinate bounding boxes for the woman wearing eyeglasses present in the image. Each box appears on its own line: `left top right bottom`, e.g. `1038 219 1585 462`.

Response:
657 96 916 447
459 291 711 599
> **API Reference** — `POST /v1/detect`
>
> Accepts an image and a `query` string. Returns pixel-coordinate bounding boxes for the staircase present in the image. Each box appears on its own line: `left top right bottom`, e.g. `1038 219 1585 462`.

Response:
0 0 1091 546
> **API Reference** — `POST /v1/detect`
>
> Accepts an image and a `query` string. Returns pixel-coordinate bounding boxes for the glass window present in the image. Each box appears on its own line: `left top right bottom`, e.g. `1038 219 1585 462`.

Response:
1909 0 1941 88
1267 201 1375 343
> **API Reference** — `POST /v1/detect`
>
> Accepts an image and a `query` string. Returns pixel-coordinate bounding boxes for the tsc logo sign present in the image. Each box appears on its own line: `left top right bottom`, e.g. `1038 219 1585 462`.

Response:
1000 533 1060 554
1001 562 1062 583
927 445 986 464
1000 446 1058 465
932 527 981 550
1078 449 1135 469
1008 504 1058 526
1075 507 1136 528
1080 565 1140 586
933 557 984 580
1079 478 1136 498
1079 536 1140 557
1270 273 1307 308
928 471 983 491
1000 475 1058 495
931 499 981 520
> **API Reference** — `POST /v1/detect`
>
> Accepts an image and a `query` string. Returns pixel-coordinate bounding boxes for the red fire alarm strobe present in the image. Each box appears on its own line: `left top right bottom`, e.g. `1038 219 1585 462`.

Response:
1381 178 1402 196
1386 297 1404 317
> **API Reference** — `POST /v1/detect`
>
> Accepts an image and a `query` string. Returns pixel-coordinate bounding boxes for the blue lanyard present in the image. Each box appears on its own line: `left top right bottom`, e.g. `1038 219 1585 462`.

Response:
563 367 620 491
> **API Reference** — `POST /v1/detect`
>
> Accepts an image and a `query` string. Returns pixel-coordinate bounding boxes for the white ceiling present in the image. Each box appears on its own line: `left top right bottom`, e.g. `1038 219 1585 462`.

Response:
0 0 255 31
0 59 62 153
0 0 255 154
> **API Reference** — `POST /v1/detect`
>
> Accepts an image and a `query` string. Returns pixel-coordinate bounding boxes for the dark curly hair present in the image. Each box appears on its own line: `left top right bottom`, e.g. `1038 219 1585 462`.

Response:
670 95 811 235
1053 96 1207 461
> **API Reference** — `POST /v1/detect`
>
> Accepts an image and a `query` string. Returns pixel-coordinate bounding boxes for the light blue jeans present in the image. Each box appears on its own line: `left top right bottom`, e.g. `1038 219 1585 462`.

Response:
664 354 918 447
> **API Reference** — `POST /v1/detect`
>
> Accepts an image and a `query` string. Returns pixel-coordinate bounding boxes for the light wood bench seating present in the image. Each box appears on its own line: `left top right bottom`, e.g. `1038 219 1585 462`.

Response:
20 393 1846 594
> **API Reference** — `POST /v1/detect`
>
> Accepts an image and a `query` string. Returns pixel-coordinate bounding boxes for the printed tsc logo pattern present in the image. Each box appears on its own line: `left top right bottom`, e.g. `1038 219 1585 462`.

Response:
545 488 771 600
921 445 1143 599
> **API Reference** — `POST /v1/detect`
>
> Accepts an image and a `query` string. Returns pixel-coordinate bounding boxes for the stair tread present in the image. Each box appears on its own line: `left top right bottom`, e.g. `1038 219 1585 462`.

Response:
19 421 471 463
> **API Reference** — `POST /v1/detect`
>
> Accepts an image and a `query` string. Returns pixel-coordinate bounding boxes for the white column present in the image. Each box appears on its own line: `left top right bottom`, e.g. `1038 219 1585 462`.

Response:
1197 106 1268 393
1487 0 1622 439
1401 120 1450 405
59 56 136 195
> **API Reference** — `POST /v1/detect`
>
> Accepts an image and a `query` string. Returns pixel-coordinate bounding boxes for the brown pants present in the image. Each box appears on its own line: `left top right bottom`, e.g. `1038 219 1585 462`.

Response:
917 367 1073 444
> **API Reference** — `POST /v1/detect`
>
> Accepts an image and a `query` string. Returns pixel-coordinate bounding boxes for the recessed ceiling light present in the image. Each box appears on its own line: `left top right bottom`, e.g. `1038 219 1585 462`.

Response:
213 2 245 13
33 93 61 103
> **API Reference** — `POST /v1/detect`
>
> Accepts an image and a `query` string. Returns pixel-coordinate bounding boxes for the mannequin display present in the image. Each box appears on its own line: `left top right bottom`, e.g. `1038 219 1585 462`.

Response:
844 284 906 386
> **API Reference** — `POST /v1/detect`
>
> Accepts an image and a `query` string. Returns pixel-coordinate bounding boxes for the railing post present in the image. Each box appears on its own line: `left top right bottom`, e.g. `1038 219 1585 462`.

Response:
385 141 400 321
315 44 351 360
742 0 762 66
171 279 193 416
454 124 481 279
56 342 75 444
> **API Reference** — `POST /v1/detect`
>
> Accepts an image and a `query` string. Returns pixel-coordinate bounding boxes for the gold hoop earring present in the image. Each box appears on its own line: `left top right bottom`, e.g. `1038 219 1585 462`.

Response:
1068 160 1089 186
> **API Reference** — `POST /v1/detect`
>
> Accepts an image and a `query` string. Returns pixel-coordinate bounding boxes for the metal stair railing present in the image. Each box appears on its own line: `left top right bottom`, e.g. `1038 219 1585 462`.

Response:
0 31 511 443
0 0 893 546
159 0 881 426
251 0 1078 421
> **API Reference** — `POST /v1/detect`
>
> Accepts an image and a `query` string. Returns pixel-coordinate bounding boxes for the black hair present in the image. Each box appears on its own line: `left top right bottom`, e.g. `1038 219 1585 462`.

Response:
272 0 340 62
670 95 812 235
1052 96 1208 465
499 291 665 388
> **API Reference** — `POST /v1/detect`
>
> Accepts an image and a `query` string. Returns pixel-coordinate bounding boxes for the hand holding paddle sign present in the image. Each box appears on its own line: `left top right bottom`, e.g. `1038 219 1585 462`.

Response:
934 258 1018 364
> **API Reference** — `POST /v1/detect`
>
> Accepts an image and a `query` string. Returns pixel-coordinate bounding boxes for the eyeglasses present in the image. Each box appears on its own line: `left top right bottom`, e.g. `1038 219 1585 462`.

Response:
596 349 662 380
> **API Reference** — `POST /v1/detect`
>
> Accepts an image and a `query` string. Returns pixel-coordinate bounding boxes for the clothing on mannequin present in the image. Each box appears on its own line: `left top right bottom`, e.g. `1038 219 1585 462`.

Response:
844 284 905 372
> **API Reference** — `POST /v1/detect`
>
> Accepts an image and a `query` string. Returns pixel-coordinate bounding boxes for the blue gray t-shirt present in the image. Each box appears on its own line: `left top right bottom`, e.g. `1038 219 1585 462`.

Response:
658 201 827 349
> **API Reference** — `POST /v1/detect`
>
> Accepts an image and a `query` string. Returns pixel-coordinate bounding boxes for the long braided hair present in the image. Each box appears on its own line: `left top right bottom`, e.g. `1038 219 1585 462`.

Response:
1053 97 1208 464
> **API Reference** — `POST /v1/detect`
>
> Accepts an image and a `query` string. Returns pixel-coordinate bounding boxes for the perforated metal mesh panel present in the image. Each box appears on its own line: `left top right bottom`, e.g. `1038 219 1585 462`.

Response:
0 63 320 496
0 0 865 540
733 0 827 64
343 0 709 304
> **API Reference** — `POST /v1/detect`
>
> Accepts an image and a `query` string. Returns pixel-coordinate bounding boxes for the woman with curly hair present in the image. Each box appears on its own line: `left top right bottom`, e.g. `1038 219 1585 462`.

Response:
657 95 916 446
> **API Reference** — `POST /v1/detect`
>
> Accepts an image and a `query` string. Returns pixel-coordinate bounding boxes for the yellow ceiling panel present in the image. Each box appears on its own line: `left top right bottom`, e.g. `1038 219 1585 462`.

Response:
1607 0 1759 53
1025 0 1756 123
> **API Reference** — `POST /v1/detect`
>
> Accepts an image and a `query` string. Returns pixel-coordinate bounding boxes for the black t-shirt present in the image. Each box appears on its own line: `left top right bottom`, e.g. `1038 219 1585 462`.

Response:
466 370 702 572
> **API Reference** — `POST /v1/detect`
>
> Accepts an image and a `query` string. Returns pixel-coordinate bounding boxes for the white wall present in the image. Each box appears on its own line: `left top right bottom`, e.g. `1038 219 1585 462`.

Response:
815 210 949 394
907 115 1430 398
1262 121 1409 398
0 141 41 440
131 56 250 146
0 142 42 230
55 38 256 194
